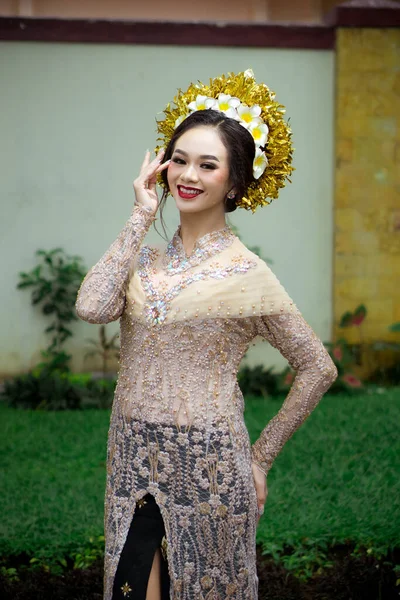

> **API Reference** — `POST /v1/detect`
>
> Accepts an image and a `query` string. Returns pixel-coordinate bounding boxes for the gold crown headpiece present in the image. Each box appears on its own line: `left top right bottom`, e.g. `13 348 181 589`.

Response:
155 69 294 212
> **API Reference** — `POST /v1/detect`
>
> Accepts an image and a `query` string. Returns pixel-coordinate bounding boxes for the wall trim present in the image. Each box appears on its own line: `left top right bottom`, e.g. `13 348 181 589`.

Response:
0 17 335 49
325 0 400 27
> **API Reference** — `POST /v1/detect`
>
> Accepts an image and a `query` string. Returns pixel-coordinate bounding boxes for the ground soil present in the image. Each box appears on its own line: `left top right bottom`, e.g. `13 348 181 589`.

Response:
0 545 398 600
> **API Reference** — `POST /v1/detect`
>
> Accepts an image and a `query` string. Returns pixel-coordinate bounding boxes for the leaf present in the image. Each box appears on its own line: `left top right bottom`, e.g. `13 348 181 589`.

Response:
59 326 73 335
339 311 353 328
32 288 48 305
16 281 33 289
352 304 367 326
43 303 56 315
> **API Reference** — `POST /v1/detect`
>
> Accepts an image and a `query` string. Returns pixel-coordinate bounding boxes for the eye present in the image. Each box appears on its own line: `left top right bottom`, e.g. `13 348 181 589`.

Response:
201 163 217 170
172 157 185 165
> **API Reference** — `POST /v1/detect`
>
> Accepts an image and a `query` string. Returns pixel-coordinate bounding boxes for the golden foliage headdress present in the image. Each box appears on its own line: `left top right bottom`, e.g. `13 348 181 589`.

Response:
156 69 294 212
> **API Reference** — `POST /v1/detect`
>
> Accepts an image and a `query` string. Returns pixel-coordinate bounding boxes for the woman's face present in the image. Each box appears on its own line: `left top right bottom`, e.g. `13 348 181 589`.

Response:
167 126 233 215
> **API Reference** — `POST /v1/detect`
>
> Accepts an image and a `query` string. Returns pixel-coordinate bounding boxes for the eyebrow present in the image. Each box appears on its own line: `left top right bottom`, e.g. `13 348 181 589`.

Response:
174 148 220 162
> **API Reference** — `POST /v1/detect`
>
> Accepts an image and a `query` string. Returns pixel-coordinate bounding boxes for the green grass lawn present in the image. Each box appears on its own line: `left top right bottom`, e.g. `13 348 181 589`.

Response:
1 389 399 562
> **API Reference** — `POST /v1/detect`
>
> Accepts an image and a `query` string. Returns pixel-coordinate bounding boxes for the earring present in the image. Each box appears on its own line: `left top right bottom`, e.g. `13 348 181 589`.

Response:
227 191 236 200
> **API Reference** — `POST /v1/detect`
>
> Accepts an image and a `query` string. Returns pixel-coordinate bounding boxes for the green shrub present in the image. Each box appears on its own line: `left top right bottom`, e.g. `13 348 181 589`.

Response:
237 365 281 398
77 377 116 410
370 321 400 385
26 535 105 574
17 248 87 372
1 372 116 411
1 372 81 410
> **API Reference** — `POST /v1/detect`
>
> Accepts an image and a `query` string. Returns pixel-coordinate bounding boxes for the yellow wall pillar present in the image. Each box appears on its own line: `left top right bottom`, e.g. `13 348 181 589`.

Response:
334 11 400 372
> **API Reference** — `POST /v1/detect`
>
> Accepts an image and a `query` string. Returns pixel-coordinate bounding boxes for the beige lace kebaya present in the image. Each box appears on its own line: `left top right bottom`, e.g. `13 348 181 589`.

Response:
76 204 338 600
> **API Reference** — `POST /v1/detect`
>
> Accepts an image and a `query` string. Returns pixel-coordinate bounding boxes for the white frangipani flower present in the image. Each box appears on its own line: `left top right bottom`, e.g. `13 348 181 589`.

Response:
237 103 261 125
253 147 268 179
248 119 269 147
188 95 216 112
214 93 240 117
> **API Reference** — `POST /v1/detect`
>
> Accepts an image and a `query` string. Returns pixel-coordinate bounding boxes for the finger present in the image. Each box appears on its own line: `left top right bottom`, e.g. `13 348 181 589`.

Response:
140 149 151 172
146 148 165 167
155 159 171 173
147 165 161 185
143 159 170 187
147 176 158 191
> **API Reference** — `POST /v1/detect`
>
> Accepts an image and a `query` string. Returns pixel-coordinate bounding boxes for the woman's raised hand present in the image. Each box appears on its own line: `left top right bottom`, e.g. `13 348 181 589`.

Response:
133 149 170 215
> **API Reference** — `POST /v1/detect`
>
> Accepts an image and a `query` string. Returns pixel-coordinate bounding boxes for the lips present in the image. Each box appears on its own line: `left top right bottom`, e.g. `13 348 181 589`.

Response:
177 185 203 199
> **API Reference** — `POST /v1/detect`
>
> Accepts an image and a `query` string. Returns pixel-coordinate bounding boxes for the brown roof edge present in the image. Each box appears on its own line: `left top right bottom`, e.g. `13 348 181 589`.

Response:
0 17 335 49
324 0 400 27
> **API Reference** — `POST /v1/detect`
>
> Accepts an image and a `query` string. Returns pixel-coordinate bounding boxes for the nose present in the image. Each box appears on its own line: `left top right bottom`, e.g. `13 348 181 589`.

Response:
180 163 199 183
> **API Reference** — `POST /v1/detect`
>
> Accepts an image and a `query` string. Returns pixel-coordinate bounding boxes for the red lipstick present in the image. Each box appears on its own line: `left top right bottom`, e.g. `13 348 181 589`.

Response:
177 185 203 199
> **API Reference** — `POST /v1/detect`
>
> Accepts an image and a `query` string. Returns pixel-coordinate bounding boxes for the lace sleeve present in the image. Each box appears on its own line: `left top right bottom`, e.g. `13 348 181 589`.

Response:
250 312 338 476
75 204 156 324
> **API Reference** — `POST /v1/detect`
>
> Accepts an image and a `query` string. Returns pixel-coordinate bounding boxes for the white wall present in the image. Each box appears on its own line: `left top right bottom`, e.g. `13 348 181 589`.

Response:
0 42 335 376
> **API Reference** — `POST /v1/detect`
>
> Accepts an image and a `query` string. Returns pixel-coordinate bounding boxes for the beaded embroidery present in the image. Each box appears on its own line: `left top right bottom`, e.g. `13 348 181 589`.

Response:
139 253 257 325
162 225 236 275
121 582 132 597
138 227 257 325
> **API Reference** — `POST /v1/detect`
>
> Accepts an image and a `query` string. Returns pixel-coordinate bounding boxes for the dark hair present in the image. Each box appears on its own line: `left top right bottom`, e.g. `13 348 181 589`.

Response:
157 110 255 235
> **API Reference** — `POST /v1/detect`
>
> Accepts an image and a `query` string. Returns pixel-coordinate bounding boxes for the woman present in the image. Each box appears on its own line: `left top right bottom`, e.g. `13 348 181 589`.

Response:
76 71 338 600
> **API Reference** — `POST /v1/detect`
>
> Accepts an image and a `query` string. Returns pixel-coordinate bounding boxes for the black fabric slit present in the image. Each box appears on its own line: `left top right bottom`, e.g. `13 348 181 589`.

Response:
111 493 170 599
